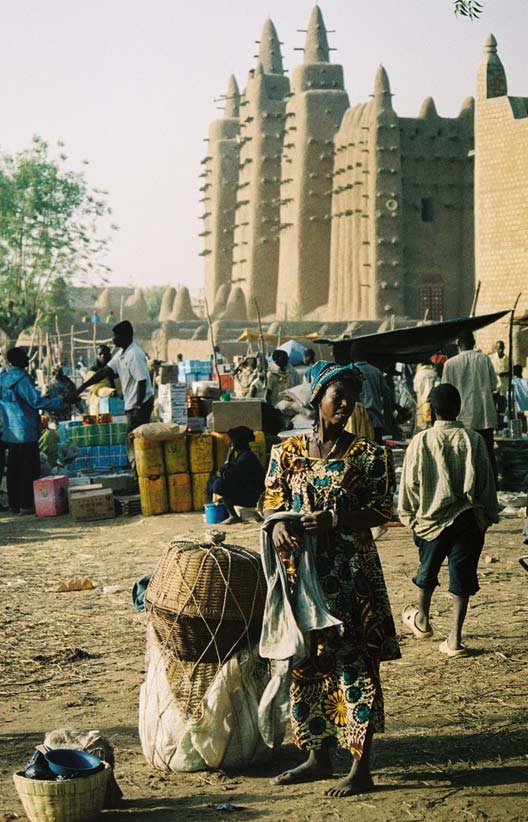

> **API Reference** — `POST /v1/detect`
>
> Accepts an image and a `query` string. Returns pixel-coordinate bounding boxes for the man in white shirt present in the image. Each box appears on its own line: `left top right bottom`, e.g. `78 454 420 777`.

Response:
441 329 497 480
76 320 153 436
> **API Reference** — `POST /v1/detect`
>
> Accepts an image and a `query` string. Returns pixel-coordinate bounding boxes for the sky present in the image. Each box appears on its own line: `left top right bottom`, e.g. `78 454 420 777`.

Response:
2 0 526 293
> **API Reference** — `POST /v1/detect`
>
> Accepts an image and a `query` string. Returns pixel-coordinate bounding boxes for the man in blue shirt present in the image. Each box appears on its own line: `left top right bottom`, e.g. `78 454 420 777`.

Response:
0 348 63 513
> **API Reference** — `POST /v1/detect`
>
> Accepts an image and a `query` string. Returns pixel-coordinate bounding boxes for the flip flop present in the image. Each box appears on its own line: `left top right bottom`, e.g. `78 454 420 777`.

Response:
401 605 433 639
439 640 470 658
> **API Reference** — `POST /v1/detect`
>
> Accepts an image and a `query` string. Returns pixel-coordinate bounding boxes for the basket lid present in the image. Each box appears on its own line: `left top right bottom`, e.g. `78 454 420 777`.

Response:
145 529 265 620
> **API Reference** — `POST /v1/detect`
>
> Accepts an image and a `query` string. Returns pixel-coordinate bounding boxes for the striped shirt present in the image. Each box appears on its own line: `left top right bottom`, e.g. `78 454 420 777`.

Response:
398 420 499 540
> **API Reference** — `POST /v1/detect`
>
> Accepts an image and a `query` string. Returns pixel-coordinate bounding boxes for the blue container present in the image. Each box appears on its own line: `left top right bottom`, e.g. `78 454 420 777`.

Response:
45 749 103 778
204 502 228 524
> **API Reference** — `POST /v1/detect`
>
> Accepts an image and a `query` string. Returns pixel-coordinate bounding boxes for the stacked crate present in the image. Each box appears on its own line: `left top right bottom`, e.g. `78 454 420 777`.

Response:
60 419 128 474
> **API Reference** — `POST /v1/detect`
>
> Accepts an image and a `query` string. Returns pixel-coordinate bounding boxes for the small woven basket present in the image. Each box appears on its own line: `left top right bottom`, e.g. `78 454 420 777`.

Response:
13 763 109 822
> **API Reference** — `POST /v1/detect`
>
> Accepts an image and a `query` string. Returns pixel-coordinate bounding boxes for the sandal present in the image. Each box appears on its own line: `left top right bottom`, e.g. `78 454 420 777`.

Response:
439 640 470 658
402 605 433 639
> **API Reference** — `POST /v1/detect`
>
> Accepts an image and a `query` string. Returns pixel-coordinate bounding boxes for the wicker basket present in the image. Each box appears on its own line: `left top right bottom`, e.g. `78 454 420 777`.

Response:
150 607 262 663
13 763 109 822
145 534 266 622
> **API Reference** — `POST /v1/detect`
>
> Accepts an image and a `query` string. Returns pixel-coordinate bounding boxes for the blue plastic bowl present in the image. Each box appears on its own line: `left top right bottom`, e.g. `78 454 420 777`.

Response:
44 749 103 778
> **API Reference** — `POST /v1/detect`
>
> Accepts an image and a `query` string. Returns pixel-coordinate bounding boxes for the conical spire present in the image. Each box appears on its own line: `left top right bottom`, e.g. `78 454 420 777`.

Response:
373 64 391 99
221 287 248 320
458 95 475 118
304 5 330 64
258 19 283 75
477 33 507 100
371 65 394 119
224 75 240 118
170 287 197 321
418 96 439 120
159 286 176 322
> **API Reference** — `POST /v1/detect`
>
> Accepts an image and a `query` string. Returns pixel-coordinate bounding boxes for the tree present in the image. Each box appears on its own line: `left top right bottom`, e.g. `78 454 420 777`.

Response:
42 276 73 332
145 286 166 322
453 0 483 18
0 135 115 345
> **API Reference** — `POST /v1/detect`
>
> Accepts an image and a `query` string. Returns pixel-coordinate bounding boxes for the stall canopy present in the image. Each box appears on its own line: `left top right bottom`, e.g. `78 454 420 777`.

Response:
315 310 510 368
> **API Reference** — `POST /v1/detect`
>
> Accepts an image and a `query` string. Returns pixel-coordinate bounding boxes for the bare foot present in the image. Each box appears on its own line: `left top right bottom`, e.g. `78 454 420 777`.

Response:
271 760 333 786
324 773 374 797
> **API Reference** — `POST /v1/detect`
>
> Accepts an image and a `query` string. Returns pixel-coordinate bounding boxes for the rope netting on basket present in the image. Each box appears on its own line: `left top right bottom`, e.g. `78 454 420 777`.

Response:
140 529 272 771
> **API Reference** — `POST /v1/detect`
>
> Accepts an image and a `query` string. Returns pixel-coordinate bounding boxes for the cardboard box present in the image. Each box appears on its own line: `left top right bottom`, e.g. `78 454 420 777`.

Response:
99 396 125 415
158 383 188 425
211 400 263 433
159 364 180 384
69 488 115 521
68 483 103 504
90 473 134 493
34 475 69 517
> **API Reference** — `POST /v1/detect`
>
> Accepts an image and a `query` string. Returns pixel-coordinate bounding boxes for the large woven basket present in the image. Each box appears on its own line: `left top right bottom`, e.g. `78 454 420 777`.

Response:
150 607 262 663
13 763 109 822
145 530 266 664
145 531 266 622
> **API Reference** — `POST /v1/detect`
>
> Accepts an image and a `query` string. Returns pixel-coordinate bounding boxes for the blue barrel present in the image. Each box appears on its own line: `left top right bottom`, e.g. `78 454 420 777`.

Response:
203 502 228 524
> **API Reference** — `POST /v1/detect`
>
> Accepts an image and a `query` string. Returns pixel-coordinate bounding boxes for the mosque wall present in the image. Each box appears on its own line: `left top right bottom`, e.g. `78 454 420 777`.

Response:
201 9 525 346
474 35 528 362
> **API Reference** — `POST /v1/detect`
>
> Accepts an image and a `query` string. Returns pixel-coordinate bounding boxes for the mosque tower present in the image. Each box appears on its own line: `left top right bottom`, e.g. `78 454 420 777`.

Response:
231 19 290 318
202 75 241 309
275 6 349 319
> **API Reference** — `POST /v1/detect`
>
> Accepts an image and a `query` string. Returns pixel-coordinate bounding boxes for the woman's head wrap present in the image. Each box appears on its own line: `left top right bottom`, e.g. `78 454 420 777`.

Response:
309 361 363 407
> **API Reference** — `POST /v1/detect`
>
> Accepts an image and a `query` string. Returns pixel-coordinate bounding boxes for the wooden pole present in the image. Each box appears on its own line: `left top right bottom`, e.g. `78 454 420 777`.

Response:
253 298 267 378
45 332 51 383
470 280 481 317
38 329 43 373
27 310 42 363
54 315 61 364
508 292 522 423
204 297 220 389
70 325 75 378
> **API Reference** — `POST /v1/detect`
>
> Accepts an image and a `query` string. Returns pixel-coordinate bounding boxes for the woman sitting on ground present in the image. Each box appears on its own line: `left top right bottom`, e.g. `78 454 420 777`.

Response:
208 426 265 524
263 361 400 797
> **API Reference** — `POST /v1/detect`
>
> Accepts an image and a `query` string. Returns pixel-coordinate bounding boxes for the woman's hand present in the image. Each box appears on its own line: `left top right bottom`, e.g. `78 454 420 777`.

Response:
271 520 300 552
301 511 333 534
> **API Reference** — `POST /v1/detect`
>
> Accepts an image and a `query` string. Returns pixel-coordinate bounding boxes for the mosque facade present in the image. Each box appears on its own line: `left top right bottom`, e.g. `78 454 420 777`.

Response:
200 7 528 360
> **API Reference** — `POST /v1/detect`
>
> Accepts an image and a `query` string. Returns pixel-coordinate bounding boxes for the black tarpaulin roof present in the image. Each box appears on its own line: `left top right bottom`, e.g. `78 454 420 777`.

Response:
315 310 510 367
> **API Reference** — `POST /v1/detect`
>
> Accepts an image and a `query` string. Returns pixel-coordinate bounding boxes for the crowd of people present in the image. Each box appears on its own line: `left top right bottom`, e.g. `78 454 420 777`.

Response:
1 318 527 798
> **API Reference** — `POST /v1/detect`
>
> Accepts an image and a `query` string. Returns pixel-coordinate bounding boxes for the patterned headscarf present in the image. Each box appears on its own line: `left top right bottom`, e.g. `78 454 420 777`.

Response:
309 360 364 407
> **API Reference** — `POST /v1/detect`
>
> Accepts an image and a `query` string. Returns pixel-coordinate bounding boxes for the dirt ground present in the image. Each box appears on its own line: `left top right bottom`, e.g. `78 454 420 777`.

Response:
1 509 527 822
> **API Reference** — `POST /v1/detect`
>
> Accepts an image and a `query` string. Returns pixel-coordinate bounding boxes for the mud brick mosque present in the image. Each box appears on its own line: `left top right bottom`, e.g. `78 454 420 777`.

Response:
186 6 527 360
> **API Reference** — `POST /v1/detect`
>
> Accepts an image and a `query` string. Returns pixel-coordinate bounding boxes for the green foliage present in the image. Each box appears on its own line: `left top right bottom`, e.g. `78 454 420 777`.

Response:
0 135 116 342
453 0 483 18
145 286 166 322
42 276 73 332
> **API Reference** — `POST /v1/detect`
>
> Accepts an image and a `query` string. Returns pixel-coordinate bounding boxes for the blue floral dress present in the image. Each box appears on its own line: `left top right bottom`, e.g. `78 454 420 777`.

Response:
263 434 400 759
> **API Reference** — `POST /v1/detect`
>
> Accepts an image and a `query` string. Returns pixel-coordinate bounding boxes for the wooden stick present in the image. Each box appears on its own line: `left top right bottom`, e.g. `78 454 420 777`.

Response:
253 298 267 377
27 309 42 363
470 280 481 317
508 292 522 422
204 296 220 388
55 315 61 364
70 325 75 377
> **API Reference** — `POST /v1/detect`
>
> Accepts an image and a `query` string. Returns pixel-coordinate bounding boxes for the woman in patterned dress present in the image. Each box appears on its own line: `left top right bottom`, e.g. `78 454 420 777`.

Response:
264 361 400 797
